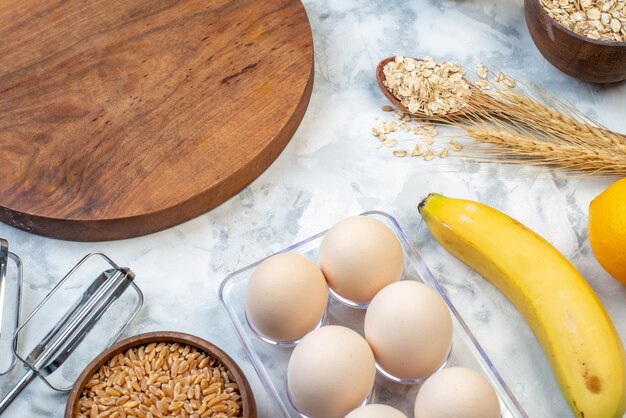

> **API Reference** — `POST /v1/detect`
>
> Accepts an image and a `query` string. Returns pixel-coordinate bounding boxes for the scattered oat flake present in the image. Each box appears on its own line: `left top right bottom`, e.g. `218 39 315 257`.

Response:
476 61 489 79
439 149 449 158
393 149 408 157
495 71 516 89
382 105 394 112
371 128 380 137
423 150 435 161
449 140 463 151
383 139 397 147
413 125 425 135
411 144 423 156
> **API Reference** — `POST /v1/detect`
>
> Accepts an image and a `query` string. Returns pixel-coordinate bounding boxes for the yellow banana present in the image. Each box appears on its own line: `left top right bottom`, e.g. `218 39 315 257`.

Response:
419 193 626 418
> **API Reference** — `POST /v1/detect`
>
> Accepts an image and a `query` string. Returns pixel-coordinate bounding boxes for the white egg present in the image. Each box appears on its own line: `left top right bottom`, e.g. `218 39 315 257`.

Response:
345 404 408 418
320 216 404 305
364 281 452 380
287 326 376 418
414 367 501 418
245 252 328 342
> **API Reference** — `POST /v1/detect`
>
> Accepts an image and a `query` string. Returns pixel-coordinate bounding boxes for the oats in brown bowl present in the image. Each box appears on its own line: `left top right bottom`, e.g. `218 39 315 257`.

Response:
540 0 626 42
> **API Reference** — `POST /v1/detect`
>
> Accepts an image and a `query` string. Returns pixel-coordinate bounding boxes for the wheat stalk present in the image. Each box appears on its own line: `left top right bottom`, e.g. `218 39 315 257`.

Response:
460 128 626 176
492 87 626 148
376 58 626 176
437 72 626 176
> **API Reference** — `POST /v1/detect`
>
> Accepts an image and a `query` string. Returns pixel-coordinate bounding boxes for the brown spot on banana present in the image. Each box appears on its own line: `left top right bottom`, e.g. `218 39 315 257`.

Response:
586 374 601 394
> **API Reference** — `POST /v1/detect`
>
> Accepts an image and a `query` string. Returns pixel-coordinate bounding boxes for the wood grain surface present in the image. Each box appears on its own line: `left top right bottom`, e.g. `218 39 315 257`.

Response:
0 0 314 241
525 0 626 83
66 331 257 417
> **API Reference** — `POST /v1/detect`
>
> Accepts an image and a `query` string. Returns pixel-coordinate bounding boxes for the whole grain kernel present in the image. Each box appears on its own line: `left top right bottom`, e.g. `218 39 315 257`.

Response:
77 343 242 418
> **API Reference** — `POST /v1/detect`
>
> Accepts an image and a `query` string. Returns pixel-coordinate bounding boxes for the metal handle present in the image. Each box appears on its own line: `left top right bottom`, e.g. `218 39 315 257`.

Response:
0 239 8 341
0 252 141 414
0 241 24 376
0 366 36 415
28 268 133 376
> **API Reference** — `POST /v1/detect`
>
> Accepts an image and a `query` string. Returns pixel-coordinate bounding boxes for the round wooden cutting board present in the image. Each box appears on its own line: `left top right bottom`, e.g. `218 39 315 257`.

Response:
0 0 313 241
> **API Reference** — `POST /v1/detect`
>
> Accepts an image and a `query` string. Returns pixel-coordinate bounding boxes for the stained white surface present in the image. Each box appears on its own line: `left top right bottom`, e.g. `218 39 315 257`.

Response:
1 0 625 417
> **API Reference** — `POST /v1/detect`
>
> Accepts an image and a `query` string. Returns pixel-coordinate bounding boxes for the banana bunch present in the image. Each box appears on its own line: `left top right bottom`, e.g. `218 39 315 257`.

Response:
419 193 626 418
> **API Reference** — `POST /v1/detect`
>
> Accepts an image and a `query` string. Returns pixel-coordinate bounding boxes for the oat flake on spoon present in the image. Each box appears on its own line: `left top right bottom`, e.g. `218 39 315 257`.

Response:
381 56 472 117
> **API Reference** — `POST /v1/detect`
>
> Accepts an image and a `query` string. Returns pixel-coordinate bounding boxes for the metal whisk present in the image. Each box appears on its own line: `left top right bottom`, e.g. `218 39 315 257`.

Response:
0 251 143 414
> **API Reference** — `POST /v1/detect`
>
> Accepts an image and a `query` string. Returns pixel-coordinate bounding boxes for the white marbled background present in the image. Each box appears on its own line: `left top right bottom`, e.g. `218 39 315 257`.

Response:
1 0 626 417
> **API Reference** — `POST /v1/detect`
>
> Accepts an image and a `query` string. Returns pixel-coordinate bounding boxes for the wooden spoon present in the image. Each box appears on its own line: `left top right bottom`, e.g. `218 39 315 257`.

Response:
375 56 498 119
376 56 626 145
376 56 626 146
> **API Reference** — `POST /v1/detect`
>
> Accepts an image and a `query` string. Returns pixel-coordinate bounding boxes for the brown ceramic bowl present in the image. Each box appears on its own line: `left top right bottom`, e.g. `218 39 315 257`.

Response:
65 331 257 418
525 0 626 83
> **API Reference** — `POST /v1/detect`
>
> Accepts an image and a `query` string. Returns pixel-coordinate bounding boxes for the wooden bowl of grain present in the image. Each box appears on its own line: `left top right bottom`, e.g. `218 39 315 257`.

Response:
66 331 256 418
525 0 626 83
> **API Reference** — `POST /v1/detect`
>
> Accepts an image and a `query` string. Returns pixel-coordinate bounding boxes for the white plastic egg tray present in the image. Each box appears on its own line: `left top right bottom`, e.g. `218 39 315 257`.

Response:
219 211 528 417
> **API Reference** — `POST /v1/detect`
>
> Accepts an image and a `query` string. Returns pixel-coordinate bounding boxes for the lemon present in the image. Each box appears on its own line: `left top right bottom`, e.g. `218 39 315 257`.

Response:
589 177 626 285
